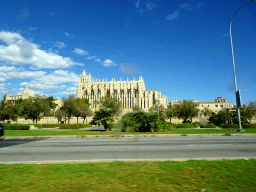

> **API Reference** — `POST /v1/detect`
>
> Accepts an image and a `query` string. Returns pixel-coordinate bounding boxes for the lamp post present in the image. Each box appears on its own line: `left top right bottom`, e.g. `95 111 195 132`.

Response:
229 0 254 131
157 98 160 116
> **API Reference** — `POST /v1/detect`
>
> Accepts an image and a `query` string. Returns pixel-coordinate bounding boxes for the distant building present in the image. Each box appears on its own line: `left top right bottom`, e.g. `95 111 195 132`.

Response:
5 86 62 109
5 86 35 102
170 96 232 114
77 70 168 111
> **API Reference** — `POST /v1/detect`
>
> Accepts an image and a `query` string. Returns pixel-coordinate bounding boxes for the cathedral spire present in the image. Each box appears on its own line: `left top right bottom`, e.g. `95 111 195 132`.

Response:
88 73 92 81
82 69 86 76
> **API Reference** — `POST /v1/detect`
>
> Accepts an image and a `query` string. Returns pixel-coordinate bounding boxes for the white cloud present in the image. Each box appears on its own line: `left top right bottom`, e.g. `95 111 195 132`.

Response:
54 41 65 49
146 2 157 10
74 48 88 55
0 31 82 69
135 0 140 8
166 11 179 21
222 33 229 38
103 59 116 67
48 48 59 54
64 32 70 37
95 58 101 63
0 83 7 94
20 70 80 90
180 3 204 11
121 63 138 75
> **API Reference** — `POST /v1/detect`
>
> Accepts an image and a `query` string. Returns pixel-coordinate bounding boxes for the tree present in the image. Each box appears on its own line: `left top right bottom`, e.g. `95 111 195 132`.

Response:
200 107 212 117
174 100 200 123
92 107 115 131
240 102 256 124
61 95 77 124
165 104 176 123
98 96 122 116
22 97 49 123
74 98 92 124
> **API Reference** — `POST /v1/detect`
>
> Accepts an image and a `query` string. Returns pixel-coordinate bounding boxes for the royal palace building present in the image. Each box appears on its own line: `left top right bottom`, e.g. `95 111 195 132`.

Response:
77 70 168 110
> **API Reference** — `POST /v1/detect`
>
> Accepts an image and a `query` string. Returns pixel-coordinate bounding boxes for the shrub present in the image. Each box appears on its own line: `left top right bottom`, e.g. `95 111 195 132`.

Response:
42 124 62 128
200 123 216 128
171 123 177 128
222 124 239 129
192 122 201 128
28 124 43 128
176 123 194 128
242 124 256 129
59 124 79 129
3 124 30 130
77 124 91 128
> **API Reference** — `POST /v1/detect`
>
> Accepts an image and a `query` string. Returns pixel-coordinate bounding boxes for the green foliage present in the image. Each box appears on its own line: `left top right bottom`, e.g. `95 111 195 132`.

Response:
3 124 30 130
60 95 77 124
176 123 194 128
92 107 115 130
59 124 80 129
200 123 216 128
174 100 200 123
221 124 239 129
170 123 177 128
200 107 212 117
241 124 256 129
192 122 201 128
166 104 176 123
42 124 61 128
29 124 43 128
98 96 122 116
77 124 91 128
120 111 159 132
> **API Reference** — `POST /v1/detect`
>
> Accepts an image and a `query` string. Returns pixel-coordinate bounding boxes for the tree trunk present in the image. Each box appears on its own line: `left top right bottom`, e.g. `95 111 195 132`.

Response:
170 118 172 124
83 117 85 124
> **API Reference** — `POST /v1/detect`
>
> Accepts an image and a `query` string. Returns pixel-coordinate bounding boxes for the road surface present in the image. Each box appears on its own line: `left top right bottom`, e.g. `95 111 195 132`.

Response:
0 135 255 164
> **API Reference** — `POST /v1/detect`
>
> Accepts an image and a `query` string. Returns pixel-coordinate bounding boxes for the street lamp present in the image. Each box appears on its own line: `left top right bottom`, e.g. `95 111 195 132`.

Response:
229 0 254 131
157 98 160 116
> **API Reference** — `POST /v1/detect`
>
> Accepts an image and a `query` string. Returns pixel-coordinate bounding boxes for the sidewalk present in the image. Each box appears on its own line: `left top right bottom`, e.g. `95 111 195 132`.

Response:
2 133 256 139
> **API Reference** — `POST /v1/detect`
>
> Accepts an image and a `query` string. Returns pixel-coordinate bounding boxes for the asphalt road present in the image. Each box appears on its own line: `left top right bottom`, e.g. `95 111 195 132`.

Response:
0 136 255 164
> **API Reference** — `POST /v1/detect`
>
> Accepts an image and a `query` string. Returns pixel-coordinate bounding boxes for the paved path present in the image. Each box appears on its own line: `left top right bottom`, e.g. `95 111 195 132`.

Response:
0 136 255 164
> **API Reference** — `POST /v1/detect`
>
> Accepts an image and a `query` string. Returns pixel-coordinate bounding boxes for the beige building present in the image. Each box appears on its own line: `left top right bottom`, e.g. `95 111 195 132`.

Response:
5 86 62 109
77 70 168 111
170 96 232 113
5 86 35 102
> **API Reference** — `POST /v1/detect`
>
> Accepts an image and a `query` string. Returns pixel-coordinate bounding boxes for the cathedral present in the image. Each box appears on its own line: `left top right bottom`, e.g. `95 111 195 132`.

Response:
77 70 168 111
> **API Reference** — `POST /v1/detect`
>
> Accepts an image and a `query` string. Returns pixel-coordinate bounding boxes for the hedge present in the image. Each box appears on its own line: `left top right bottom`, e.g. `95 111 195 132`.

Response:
241 124 256 129
200 123 216 128
29 124 43 128
77 124 91 128
3 124 30 130
221 124 239 129
176 123 194 128
59 124 80 129
192 122 201 128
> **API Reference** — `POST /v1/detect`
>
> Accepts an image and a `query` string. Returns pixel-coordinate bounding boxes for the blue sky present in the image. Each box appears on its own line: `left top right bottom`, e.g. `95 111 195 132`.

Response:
0 0 255 105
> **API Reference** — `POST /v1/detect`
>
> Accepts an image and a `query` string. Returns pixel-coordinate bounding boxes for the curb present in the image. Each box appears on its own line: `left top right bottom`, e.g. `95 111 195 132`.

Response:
2 133 256 139
1 157 256 164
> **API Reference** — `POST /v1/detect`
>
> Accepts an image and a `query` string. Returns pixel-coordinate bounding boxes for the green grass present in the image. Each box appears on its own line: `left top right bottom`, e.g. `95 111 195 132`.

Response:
3 128 256 137
0 159 255 192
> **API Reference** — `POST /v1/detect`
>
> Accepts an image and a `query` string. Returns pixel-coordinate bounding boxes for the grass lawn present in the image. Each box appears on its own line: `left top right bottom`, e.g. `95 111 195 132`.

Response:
0 159 255 192
2 128 256 137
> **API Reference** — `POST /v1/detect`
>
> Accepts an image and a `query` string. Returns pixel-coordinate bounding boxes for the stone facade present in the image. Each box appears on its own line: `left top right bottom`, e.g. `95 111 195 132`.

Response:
77 70 168 111
5 86 62 109
170 96 233 113
5 86 35 102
